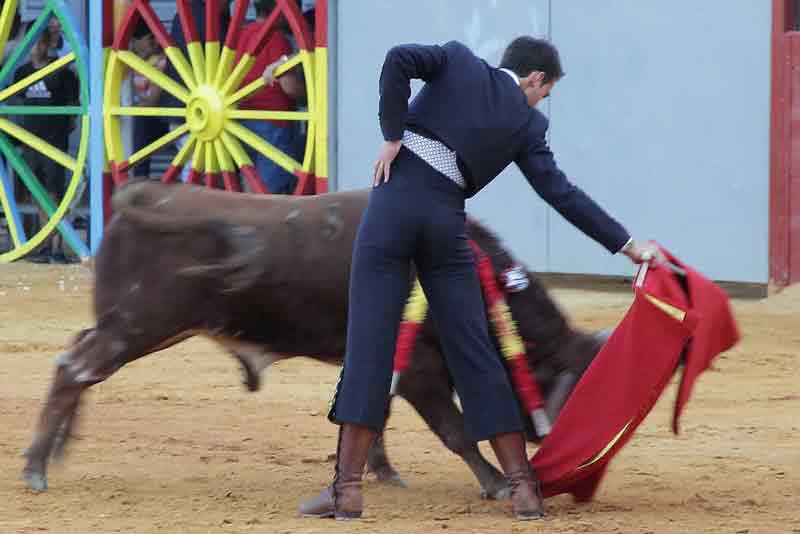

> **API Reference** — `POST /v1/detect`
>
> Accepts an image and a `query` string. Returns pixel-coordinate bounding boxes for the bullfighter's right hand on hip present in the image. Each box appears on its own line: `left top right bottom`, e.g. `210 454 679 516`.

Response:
373 140 402 187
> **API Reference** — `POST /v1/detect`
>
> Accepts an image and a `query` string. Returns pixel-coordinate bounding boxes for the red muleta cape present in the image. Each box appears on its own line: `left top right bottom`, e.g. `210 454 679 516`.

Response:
530 249 740 502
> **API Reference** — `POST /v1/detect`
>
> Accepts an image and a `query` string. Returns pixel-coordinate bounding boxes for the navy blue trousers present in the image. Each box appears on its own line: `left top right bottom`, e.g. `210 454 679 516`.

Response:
329 148 523 442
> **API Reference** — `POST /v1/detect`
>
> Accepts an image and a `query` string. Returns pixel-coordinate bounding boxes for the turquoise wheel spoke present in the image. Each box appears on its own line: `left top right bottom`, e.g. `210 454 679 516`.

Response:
0 4 54 88
0 1 89 105
0 106 86 115
0 132 85 255
49 0 90 106
0 0 91 261
0 158 29 247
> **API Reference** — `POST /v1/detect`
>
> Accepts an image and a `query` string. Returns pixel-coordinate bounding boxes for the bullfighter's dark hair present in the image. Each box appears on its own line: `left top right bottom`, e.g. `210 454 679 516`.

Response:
499 36 564 83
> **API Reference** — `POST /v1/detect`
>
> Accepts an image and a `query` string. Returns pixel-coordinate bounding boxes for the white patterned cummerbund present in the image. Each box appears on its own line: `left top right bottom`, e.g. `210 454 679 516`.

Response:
401 130 466 189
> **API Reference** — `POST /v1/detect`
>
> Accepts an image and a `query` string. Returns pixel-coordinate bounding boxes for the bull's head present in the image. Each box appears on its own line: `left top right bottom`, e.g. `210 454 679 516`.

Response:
520 328 611 443
466 219 615 443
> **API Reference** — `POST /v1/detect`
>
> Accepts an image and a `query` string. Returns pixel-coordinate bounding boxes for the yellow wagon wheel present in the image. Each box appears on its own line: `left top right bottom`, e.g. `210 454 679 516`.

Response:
104 0 316 195
0 0 90 262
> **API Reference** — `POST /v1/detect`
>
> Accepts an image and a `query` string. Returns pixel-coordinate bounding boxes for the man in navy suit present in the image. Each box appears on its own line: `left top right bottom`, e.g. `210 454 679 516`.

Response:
299 36 657 521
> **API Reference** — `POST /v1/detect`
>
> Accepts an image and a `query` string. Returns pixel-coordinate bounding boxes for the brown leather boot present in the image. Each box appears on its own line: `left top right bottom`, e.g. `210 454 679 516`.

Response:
298 423 376 520
489 431 545 520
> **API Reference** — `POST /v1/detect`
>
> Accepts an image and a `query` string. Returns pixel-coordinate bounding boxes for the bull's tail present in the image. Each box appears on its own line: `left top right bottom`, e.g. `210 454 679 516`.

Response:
114 203 224 234
113 204 267 294
110 181 149 211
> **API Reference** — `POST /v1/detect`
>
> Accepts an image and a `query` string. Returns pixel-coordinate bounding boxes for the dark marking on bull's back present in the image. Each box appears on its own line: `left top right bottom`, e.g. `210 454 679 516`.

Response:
322 203 344 241
284 208 302 245
220 225 268 293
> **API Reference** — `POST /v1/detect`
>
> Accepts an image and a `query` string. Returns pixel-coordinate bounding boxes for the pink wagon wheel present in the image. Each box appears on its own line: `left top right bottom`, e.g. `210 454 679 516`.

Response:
104 0 317 194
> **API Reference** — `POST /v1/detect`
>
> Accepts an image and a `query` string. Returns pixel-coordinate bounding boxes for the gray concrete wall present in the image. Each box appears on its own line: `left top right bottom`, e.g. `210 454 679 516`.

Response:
333 1 771 282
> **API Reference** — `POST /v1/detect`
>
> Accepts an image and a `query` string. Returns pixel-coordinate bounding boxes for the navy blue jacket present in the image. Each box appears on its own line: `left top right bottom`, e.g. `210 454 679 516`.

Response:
378 41 630 254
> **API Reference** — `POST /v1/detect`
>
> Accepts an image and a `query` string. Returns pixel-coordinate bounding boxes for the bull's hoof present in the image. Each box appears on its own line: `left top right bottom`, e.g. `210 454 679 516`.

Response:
376 472 409 488
481 485 512 501
370 465 409 488
22 469 48 492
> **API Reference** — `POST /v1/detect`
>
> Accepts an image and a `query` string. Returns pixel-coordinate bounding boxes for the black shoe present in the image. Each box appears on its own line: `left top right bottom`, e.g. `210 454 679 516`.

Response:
49 252 68 264
25 251 51 264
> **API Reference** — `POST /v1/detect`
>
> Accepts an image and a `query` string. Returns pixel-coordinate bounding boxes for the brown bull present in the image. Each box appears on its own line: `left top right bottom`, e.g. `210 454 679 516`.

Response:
22 182 605 499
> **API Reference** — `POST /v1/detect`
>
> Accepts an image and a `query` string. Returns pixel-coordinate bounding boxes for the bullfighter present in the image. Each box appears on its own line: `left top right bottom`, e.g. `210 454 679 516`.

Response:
296 36 659 521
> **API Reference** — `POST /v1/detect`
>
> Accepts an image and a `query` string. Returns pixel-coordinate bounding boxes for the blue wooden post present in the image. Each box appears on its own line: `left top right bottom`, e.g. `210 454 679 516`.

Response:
88 0 105 253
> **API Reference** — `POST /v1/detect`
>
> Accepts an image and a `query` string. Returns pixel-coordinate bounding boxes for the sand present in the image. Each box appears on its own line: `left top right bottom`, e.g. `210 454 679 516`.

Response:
0 263 797 533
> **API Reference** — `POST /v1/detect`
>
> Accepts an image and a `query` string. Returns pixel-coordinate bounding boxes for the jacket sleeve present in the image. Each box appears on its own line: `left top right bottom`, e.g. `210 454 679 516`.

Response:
515 114 631 254
378 43 448 141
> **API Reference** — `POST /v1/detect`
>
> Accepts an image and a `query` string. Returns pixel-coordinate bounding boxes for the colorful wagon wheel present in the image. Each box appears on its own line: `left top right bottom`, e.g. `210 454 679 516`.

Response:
104 0 316 195
0 0 90 262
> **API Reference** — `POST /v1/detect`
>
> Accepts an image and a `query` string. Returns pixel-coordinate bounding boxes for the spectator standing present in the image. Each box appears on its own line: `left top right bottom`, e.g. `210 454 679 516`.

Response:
162 0 232 110
130 22 168 180
237 0 305 194
161 1 233 181
46 16 72 60
13 32 79 263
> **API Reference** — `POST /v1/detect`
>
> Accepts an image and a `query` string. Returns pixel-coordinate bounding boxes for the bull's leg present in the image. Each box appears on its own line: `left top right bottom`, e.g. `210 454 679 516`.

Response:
397 350 510 500
22 328 152 492
367 432 407 488
34 328 96 463
48 392 82 462
22 365 87 492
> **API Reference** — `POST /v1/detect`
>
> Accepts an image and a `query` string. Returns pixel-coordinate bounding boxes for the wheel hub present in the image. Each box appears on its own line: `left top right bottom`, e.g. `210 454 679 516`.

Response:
187 85 224 141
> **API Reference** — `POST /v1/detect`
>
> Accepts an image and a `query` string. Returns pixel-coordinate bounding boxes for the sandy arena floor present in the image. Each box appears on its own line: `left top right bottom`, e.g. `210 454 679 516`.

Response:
0 263 797 533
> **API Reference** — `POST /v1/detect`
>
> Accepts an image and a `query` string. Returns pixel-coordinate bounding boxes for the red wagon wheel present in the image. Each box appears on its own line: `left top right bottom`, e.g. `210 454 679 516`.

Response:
104 0 316 194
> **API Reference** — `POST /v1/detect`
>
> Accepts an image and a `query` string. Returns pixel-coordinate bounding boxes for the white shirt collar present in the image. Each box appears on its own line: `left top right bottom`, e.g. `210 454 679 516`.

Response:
499 68 520 86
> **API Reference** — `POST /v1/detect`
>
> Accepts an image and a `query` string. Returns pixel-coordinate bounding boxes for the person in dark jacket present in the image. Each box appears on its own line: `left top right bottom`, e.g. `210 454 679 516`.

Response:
298 36 659 521
160 0 232 110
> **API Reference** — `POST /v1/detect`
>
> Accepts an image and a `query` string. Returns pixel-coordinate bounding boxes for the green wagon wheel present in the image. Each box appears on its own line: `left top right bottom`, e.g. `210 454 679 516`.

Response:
0 0 90 262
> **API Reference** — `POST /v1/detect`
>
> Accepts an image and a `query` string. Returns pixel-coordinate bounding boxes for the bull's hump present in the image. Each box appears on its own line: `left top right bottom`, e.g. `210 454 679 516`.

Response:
111 183 372 239
111 181 162 211
113 182 370 212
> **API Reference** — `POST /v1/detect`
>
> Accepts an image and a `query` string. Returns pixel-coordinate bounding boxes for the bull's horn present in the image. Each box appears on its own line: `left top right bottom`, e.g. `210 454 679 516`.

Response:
530 408 552 437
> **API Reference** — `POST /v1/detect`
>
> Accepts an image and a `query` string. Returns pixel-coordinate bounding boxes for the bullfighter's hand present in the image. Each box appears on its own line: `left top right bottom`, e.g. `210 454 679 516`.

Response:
373 140 402 187
262 54 289 87
621 239 665 265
